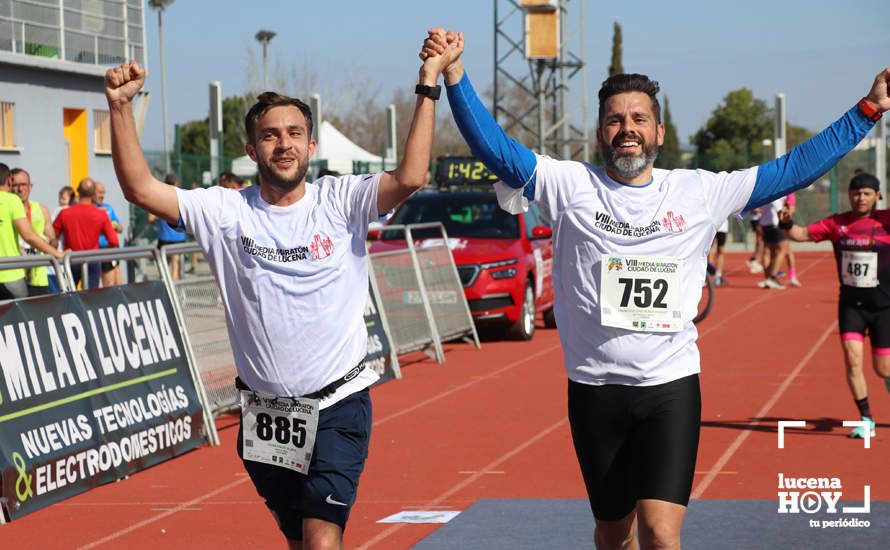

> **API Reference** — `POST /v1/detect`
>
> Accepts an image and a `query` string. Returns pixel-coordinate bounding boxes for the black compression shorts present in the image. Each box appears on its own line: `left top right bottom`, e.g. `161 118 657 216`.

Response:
568 374 701 521
762 225 786 245
715 232 727 248
838 299 890 349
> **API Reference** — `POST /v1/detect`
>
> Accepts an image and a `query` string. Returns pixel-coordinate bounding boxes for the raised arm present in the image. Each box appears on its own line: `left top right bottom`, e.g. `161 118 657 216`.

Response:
105 62 180 224
375 31 460 214
778 207 811 242
744 68 890 210
423 29 537 195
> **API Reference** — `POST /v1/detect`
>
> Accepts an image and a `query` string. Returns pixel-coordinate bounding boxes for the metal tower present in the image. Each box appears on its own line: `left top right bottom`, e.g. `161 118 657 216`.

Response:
493 0 589 161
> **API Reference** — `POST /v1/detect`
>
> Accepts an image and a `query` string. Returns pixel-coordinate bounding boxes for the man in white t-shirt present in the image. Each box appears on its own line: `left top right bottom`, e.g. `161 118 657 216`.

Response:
423 29 889 549
104 32 461 548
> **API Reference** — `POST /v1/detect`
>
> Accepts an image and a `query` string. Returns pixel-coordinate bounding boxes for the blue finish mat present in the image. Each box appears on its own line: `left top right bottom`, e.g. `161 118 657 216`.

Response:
412 499 889 549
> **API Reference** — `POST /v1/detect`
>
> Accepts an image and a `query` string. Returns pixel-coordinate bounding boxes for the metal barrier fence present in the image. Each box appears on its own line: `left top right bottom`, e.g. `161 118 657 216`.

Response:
369 223 479 361
158 242 237 419
0 255 70 294
405 223 480 348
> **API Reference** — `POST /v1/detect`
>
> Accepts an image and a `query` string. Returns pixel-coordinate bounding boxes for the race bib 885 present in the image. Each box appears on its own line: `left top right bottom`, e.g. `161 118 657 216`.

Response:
240 390 319 474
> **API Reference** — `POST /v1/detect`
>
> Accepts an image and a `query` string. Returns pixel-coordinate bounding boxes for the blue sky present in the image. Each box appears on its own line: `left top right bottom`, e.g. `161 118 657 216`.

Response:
140 0 888 152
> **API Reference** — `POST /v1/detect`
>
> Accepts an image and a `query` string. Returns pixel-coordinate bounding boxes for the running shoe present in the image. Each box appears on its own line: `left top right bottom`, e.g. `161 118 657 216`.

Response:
746 259 764 274
763 277 786 290
849 417 876 439
790 277 802 287
776 270 787 279
714 275 727 287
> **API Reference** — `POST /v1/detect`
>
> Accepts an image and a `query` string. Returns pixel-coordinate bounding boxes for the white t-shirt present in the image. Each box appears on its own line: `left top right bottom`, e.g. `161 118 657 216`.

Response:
758 197 786 227
176 174 381 406
498 157 757 386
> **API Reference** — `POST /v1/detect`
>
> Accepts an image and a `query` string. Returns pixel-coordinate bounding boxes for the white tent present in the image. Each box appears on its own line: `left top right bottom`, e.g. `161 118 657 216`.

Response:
229 120 392 177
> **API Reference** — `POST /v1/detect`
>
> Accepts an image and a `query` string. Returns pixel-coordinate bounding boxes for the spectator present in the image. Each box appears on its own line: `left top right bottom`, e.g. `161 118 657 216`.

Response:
218 171 248 190
93 181 124 286
0 163 64 300
10 168 57 296
53 177 119 289
46 184 76 292
148 173 187 279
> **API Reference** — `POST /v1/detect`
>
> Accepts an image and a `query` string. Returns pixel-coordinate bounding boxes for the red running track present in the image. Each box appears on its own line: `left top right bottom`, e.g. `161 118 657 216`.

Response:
2 251 888 548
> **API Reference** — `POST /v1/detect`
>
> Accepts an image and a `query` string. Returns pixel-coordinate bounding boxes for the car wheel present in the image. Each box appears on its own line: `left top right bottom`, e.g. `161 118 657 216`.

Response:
508 281 536 340
543 307 557 328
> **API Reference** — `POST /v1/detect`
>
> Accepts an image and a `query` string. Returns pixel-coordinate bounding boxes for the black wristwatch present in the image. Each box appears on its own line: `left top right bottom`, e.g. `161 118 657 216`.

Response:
415 84 441 100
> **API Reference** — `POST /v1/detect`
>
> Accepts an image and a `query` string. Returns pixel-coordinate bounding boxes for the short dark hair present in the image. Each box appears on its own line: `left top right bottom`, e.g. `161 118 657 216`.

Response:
317 169 341 178
598 73 661 125
849 172 881 192
0 163 9 184
163 172 180 186
245 92 314 143
10 167 29 181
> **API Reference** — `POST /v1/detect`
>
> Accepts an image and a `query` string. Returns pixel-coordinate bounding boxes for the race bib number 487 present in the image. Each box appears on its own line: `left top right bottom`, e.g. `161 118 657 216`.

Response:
600 254 684 332
240 390 319 474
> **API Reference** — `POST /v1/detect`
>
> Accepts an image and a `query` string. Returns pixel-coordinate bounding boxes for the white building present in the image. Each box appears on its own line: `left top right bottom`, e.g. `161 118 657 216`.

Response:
0 0 146 230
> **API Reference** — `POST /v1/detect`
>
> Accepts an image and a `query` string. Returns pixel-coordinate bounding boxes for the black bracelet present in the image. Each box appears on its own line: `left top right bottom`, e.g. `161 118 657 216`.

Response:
778 219 794 231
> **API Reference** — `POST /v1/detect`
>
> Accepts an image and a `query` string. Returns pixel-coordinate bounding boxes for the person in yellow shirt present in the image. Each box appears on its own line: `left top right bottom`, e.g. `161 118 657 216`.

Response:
0 163 64 300
10 168 56 296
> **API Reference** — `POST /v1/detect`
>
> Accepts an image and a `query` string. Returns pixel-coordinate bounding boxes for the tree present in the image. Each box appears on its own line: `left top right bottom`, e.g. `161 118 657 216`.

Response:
177 95 250 158
691 88 772 172
655 96 682 169
608 22 623 77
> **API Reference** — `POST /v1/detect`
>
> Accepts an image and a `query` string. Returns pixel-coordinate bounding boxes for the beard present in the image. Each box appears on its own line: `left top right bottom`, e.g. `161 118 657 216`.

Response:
256 154 309 191
600 132 660 181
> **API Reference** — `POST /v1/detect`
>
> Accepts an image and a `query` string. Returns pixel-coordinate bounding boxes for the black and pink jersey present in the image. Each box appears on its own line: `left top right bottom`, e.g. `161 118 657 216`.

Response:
807 210 890 308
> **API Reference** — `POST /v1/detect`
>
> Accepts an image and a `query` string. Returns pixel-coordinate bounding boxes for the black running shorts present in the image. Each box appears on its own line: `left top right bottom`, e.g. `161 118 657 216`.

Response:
568 374 701 521
838 298 890 349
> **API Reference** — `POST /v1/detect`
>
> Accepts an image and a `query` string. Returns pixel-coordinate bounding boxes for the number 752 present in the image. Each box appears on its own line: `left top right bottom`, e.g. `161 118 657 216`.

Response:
618 277 668 308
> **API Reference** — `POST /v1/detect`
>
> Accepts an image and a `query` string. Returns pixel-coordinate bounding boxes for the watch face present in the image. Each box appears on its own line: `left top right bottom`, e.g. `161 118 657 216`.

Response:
435 156 499 186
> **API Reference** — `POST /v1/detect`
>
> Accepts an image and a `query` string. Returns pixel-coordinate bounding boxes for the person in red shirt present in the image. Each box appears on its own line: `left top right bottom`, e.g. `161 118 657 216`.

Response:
780 172 890 439
53 177 119 289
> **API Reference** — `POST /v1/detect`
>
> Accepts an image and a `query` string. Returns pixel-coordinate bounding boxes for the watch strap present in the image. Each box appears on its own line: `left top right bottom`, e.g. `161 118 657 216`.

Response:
415 84 442 100
857 97 882 122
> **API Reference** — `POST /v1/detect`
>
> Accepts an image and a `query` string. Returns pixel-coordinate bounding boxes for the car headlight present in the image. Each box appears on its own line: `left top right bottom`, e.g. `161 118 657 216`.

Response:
480 258 518 270
490 268 517 279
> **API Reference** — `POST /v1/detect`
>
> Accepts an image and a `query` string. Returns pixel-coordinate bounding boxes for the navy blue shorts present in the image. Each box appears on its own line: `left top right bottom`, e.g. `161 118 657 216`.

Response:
236 388 372 540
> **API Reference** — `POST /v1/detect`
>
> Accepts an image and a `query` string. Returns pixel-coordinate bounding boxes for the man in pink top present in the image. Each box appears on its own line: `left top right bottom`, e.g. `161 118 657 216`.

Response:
53 177 119 289
780 172 890 438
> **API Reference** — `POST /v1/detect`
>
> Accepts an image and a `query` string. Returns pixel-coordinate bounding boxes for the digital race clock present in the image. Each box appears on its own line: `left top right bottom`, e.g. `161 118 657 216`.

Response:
434 156 499 186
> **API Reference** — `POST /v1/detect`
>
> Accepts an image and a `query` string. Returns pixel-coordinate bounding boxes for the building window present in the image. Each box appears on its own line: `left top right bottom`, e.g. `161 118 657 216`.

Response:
1 102 14 148
93 109 111 153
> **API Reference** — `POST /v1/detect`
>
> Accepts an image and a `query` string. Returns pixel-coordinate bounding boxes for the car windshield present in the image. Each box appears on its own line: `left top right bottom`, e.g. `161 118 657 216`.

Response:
384 194 519 239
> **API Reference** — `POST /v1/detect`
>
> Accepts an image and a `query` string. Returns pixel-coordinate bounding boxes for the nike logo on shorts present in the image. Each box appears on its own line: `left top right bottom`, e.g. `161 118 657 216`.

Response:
326 494 349 507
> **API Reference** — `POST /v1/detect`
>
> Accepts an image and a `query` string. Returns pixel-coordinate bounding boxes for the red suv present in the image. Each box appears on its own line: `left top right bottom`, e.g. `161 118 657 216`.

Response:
369 189 555 340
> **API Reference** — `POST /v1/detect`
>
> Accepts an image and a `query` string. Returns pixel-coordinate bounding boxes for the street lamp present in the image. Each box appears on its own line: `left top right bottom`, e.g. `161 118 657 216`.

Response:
149 0 174 174
255 30 276 90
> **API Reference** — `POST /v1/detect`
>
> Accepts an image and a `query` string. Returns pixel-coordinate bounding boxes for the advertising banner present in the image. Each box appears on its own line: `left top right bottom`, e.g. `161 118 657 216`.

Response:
0 283 206 521
364 284 397 384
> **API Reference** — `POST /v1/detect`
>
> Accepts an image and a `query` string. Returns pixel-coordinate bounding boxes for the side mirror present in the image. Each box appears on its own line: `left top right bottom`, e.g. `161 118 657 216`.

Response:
531 225 553 239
